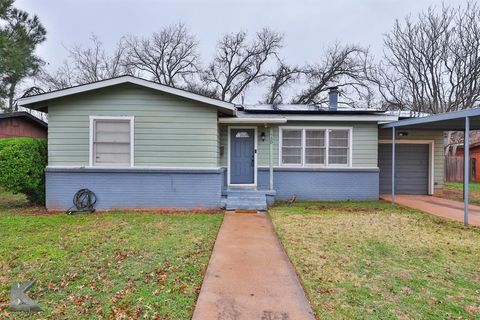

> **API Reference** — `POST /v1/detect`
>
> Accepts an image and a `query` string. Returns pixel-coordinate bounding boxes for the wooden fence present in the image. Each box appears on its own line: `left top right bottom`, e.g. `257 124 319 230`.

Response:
445 156 464 182
445 156 476 182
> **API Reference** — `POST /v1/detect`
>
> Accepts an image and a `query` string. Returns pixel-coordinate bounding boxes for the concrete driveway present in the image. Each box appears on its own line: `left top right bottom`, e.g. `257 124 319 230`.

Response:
381 195 480 227
192 212 315 320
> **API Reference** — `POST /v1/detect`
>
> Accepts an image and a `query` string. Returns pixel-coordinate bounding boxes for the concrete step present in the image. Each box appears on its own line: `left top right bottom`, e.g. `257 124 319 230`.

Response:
224 189 269 211
226 195 266 200
226 203 267 211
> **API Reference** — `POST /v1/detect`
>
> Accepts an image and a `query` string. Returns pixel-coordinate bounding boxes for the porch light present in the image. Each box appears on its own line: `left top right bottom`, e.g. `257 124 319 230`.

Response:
261 131 266 141
398 131 409 137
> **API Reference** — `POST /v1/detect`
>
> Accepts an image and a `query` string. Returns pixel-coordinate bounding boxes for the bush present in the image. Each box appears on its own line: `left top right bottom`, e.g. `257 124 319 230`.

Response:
0 138 47 204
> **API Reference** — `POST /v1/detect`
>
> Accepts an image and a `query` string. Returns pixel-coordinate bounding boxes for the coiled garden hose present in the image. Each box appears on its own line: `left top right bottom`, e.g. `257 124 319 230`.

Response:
66 188 97 215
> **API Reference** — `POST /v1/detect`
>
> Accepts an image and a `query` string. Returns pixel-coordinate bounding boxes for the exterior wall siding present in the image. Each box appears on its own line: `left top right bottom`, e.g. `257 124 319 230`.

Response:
379 129 444 190
257 168 379 200
46 168 224 210
48 83 219 167
219 121 378 168
0 118 47 139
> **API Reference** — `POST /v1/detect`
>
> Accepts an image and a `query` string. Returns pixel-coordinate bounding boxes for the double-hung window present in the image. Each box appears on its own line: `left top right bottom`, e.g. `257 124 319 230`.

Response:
90 117 134 167
280 127 351 167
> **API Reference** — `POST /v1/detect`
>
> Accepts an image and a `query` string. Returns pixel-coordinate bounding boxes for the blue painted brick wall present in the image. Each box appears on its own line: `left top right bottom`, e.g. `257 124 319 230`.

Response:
46 168 224 210
258 168 379 201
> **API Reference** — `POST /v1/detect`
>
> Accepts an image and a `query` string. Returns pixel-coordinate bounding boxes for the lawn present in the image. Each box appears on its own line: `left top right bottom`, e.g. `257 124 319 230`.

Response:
437 182 480 205
270 201 480 319
0 198 222 319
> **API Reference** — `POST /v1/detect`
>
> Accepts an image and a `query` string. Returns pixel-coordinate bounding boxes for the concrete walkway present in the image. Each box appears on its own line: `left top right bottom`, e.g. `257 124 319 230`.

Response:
381 195 480 227
193 212 315 320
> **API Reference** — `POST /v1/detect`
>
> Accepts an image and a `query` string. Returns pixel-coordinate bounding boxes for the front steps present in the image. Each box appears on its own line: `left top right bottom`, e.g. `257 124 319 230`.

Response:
223 189 273 211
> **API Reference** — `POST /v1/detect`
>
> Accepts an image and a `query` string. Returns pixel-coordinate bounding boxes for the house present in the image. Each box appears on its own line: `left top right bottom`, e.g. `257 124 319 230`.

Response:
0 111 47 139
17 76 444 210
449 132 480 181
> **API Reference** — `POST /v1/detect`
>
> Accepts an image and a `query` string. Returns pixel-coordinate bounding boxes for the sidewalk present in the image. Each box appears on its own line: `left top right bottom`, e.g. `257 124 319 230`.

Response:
192 212 315 320
381 195 480 227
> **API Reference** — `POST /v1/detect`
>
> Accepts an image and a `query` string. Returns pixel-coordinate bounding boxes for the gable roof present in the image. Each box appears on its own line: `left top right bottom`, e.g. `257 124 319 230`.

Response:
0 111 47 128
17 76 236 115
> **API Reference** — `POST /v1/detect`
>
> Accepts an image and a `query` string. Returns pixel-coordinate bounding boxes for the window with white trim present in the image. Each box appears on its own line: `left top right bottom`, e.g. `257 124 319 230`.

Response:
280 128 351 167
92 118 133 166
281 129 302 165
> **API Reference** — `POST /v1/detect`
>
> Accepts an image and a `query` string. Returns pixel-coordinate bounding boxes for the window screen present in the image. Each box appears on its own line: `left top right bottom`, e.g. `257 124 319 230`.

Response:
305 129 326 165
328 129 349 165
281 129 302 165
93 119 131 166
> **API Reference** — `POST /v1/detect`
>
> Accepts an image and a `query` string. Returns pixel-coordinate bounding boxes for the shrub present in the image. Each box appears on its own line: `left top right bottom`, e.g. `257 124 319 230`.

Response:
0 138 47 204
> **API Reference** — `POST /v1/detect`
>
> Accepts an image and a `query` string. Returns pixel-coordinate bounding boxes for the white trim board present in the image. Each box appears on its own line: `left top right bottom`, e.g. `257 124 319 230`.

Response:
227 126 258 187
89 116 135 167
378 139 435 195
18 76 236 114
218 117 287 124
278 126 353 168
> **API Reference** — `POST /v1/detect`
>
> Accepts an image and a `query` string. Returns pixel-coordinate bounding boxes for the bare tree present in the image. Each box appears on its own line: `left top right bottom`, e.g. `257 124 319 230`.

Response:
125 23 199 87
204 28 283 102
371 2 480 114
37 61 75 90
262 62 301 104
293 44 371 106
39 34 132 90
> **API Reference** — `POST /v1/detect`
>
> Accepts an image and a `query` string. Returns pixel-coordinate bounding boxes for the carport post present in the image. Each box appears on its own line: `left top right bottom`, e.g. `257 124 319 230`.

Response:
392 126 396 203
269 126 274 190
464 116 470 226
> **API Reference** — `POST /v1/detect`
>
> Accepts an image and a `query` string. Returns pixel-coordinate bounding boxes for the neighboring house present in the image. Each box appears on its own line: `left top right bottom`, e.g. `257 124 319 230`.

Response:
451 138 480 181
0 111 47 139
17 76 444 210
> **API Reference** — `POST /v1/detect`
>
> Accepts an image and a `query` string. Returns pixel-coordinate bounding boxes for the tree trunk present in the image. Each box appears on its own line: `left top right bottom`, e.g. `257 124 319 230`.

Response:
7 83 16 113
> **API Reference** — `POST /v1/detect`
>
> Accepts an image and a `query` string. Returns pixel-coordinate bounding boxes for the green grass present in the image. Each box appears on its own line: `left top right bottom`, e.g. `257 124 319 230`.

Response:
270 201 480 319
0 187 29 208
438 182 480 205
445 182 480 193
0 205 222 319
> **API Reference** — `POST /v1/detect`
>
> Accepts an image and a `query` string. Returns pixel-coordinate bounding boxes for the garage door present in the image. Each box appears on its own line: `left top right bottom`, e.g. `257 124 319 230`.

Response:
378 144 429 195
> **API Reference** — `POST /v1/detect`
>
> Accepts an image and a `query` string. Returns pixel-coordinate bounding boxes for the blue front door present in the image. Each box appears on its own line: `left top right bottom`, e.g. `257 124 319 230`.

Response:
230 129 255 184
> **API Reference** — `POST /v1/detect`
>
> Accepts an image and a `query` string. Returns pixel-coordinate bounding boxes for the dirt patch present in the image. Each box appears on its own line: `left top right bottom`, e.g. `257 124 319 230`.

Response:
436 187 480 204
305 205 379 213
1 206 51 216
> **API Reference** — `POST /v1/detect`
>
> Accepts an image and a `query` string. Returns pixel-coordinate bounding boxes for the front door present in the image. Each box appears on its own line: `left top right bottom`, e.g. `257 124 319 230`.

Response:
230 128 255 185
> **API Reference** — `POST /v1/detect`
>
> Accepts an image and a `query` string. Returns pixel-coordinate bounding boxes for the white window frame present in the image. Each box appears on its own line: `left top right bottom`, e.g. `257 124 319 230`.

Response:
89 116 135 167
279 126 353 168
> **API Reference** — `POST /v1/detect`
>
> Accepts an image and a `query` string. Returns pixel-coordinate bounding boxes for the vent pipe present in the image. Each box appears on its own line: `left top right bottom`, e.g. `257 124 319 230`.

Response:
328 86 339 111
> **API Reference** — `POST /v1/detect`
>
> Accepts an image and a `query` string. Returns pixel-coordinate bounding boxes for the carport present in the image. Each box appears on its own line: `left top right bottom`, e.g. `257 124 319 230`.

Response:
381 108 480 226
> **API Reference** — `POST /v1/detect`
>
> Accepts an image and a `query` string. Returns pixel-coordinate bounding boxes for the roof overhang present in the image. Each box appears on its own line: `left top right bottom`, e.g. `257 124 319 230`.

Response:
0 111 47 128
17 76 236 115
218 117 287 124
283 115 399 122
219 111 398 124
380 108 480 130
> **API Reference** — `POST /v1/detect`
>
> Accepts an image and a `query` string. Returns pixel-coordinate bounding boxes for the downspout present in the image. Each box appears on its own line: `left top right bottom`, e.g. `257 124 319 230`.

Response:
464 117 470 226
392 126 396 203
269 126 274 190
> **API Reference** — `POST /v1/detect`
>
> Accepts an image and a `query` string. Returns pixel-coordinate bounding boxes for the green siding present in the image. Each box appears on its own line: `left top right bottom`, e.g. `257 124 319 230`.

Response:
219 121 379 168
48 84 219 167
379 129 444 189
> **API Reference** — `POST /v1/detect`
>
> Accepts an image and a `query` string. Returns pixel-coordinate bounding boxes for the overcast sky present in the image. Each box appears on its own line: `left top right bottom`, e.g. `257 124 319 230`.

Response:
15 0 467 103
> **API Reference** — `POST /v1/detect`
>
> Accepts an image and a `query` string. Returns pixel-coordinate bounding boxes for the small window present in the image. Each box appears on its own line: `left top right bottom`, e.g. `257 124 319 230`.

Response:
235 131 250 138
281 129 302 165
92 118 133 166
